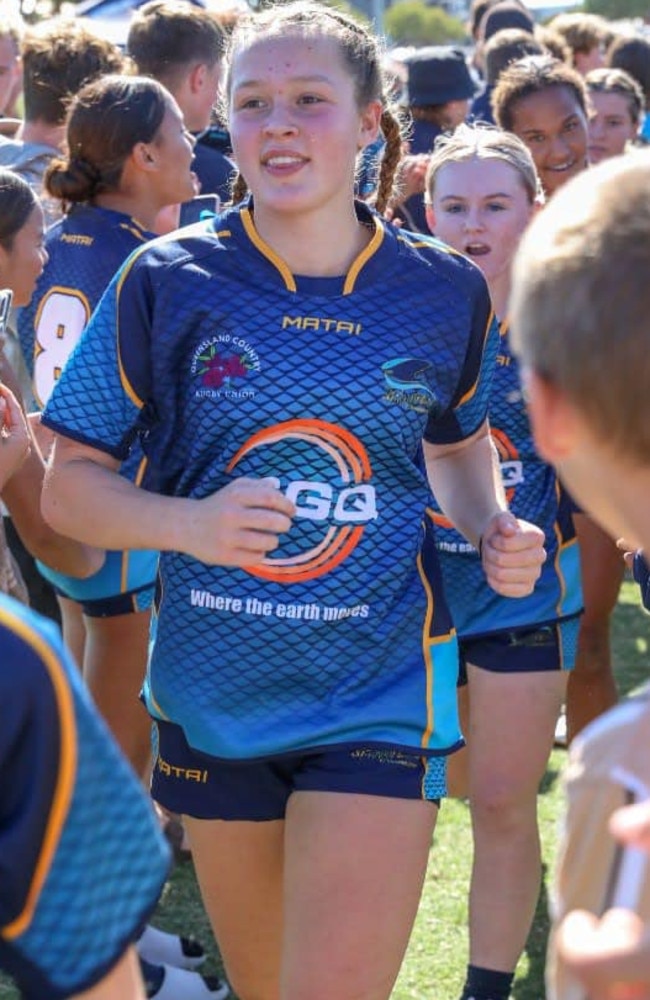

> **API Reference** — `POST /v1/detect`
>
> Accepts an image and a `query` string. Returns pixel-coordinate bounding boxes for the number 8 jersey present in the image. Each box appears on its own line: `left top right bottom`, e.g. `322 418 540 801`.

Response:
17 204 159 606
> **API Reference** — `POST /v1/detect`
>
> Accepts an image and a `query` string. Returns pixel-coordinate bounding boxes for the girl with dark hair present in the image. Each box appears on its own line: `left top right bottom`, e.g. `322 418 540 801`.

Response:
494 53 624 752
17 76 225 1000
0 168 99 603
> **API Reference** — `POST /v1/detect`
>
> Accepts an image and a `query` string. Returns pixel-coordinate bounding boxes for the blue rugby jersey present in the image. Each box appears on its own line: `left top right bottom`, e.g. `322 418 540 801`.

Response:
17 203 159 600
42 200 495 761
430 317 583 638
18 205 153 405
0 594 169 999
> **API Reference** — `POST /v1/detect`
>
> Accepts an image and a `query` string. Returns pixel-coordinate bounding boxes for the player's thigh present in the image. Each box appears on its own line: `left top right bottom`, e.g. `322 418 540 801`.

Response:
282 790 437 1000
82 608 151 692
58 595 85 667
574 513 625 622
466 662 567 800
183 815 284 1000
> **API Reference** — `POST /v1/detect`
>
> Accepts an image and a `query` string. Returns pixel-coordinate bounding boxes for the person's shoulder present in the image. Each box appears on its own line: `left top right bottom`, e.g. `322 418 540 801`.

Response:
118 204 243 285
0 594 70 706
395 226 489 294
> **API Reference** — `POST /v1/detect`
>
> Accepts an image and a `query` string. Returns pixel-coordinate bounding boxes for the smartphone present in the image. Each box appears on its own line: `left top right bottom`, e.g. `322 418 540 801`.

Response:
179 194 220 227
0 288 12 336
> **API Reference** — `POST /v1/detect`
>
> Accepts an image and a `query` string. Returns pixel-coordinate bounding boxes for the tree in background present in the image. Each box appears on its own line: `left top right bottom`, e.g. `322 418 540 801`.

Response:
384 2 467 45
584 0 649 19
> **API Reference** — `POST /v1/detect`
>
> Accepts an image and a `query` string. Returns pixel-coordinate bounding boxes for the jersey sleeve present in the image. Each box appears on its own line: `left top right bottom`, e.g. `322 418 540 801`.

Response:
41 249 155 460
0 595 170 1000
423 281 496 444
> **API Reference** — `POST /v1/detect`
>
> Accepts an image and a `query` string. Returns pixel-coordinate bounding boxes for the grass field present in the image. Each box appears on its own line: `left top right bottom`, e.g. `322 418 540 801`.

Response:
1 578 648 1000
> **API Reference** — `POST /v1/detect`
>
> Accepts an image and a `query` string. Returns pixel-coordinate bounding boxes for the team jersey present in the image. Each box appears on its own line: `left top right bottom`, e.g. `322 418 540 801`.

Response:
430 317 583 638
42 199 495 762
18 204 155 406
17 203 159 601
0 594 169 1000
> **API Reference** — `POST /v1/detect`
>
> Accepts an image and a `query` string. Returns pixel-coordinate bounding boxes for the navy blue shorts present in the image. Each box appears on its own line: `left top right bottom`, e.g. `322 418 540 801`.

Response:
150 720 446 820
457 615 580 686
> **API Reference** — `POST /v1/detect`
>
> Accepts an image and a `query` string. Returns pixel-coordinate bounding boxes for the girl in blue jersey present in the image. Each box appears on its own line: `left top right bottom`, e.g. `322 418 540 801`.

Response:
18 74 196 776
40 6 546 998
426 124 583 1000
493 54 623 745
0 169 100 600
16 78 228 1000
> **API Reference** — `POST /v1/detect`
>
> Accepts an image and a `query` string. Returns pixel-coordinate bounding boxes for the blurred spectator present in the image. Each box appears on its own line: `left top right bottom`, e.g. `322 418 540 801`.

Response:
472 27 543 124
127 0 236 204
548 12 612 75
606 33 650 143
535 24 572 64
0 19 124 222
586 67 644 163
393 46 476 232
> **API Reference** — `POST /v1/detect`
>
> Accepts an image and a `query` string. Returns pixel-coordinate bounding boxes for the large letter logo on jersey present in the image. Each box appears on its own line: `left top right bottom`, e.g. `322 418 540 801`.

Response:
225 419 377 583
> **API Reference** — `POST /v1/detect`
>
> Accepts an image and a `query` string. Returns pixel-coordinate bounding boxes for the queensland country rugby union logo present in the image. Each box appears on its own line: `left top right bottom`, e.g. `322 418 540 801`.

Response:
192 334 260 400
226 419 376 583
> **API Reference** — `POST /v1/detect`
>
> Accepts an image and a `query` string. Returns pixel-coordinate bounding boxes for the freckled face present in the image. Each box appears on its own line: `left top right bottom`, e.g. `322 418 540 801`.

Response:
228 33 380 218
510 85 588 196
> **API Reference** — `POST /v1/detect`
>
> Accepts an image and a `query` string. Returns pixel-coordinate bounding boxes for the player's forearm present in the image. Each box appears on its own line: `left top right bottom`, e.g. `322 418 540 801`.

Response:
3 444 104 578
424 422 507 549
42 444 196 555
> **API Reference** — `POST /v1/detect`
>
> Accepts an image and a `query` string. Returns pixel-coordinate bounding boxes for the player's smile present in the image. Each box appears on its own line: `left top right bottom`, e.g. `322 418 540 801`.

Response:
228 33 380 221
261 151 309 176
510 85 588 196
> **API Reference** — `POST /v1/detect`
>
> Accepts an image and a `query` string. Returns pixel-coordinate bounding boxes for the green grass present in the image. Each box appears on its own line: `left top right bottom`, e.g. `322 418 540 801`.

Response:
2 579 649 999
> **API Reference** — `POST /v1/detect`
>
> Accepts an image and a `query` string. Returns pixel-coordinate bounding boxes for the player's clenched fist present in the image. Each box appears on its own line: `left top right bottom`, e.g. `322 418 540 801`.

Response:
185 477 296 567
480 511 546 598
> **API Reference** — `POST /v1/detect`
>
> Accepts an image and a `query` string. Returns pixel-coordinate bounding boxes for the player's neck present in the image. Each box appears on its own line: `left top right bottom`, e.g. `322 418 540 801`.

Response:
17 119 65 152
487 271 510 324
250 202 371 277
93 191 159 232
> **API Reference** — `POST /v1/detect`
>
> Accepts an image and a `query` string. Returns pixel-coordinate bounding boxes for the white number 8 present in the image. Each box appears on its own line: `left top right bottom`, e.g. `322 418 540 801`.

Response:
33 286 91 408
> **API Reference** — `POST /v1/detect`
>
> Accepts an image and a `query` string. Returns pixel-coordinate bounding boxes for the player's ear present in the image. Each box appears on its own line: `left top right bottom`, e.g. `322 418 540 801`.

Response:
522 367 579 464
425 204 436 236
358 100 382 150
189 62 207 95
132 142 157 172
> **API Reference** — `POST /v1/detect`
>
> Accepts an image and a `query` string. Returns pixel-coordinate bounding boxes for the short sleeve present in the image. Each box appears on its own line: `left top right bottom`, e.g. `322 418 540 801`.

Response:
424 289 496 445
0 595 170 999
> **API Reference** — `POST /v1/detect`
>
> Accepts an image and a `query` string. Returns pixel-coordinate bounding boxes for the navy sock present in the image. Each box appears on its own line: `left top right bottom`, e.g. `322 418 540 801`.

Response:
460 964 515 1000
139 957 164 998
